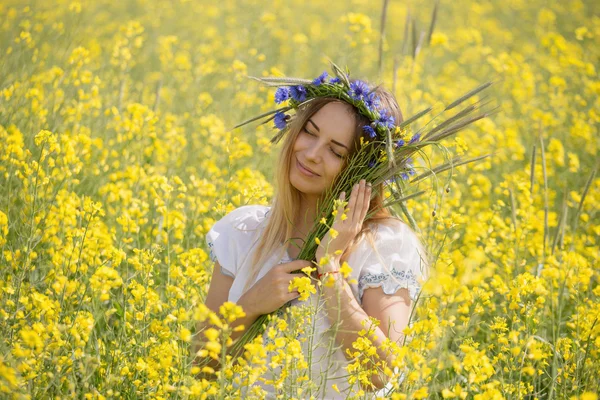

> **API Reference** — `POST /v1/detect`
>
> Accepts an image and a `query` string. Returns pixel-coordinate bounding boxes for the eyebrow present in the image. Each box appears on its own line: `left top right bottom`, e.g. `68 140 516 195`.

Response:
307 119 350 150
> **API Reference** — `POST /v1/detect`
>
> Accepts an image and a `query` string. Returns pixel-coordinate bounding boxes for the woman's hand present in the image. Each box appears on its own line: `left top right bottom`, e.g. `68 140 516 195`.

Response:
316 179 371 268
237 260 311 316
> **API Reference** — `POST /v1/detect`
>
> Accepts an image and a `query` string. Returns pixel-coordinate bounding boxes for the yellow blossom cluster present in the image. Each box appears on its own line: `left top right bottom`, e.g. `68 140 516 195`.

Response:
0 0 598 398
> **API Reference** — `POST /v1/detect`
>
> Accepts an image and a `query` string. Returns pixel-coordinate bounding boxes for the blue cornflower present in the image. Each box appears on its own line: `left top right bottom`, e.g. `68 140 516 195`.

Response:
376 110 395 129
394 139 405 148
363 92 380 112
409 133 421 144
362 125 377 139
329 77 341 84
290 85 307 102
312 71 328 86
384 176 400 185
348 80 369 100
274 87 291 104
401 162 416 179
368 160 376 168
274 112 288 129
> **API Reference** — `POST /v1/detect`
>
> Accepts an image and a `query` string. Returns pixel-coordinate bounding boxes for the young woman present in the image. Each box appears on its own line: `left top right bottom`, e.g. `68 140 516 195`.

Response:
201 81 429 398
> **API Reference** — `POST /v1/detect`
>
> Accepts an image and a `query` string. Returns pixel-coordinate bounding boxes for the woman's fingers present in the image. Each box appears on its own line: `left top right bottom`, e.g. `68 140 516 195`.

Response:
337 191 346 223
360 182 371 222
281 260 311 272
334 180 371 228
353 180 365 223
288 289 300 300
346 183 358 223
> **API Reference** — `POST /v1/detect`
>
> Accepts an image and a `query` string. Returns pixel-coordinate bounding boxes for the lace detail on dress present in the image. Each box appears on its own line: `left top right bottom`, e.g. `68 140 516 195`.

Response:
358 268 421 302
207 240 216 263
207 237 235 278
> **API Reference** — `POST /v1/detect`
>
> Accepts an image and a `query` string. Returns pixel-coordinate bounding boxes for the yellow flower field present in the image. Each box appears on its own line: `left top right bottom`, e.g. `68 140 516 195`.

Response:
0 0 598 398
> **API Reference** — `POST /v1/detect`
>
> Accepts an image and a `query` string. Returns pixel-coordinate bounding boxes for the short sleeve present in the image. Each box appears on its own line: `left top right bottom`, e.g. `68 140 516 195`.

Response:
357 222 429 303
205 205 269 278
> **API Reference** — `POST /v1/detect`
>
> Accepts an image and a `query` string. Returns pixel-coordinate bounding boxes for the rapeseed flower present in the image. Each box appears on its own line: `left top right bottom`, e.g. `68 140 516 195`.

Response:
0 0 597 398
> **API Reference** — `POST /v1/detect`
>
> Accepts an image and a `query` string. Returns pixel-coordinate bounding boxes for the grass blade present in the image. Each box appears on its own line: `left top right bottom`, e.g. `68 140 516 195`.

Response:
411 17 418 59
386 127 396 169
445 81 493 111
569 164 597 252
421 104 476 141
551 188 568 254
530 144 536 196
427 1 439 46
509 188 517 233
329 59 352 88
378 0 390 76
539 132 549 261
426 111 493 142
398 106 433 129
270 126 291 144
230 106 292 130
401 10 411 56
247 76 313 85
410 153 491 183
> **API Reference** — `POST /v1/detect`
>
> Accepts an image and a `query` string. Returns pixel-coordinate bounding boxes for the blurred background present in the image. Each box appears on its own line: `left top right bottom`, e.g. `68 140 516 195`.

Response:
0 0 598 398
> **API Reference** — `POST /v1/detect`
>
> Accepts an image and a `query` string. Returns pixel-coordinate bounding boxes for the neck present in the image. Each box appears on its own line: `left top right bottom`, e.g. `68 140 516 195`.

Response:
295 193 319 236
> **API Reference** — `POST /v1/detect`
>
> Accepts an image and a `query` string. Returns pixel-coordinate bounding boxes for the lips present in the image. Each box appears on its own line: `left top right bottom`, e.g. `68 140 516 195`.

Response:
296 158 320 177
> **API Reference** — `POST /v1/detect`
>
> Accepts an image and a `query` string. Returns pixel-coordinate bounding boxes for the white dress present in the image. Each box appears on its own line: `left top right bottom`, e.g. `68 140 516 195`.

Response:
206 205 429 399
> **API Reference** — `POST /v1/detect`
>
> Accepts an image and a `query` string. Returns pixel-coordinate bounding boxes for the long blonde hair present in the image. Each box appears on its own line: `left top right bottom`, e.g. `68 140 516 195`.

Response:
241 80 430 293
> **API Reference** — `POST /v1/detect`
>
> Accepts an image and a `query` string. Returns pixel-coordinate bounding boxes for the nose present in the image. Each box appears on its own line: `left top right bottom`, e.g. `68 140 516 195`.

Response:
304 140 322 163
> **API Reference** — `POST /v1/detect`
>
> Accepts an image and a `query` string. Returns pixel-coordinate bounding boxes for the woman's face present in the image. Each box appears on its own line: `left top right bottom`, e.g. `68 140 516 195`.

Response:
290 101 356 198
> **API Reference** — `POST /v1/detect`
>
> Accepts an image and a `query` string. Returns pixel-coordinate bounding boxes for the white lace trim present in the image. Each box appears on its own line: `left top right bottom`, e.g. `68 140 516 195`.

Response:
358 268 421 303
207 240 216 263
207 239 236 278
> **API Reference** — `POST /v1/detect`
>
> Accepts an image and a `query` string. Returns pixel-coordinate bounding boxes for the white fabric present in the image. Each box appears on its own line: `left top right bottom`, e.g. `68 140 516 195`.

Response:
205 204 428 399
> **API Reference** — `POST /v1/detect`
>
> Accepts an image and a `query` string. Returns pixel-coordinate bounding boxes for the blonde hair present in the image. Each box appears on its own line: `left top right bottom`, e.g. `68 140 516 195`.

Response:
240 80 430 294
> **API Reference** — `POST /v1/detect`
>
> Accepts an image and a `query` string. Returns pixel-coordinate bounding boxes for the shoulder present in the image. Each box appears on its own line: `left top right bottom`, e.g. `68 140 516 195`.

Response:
353 218 429 303
223 204 271 227
218 204 271 230
205 204 271 269
354 217 429 278
366 218 423 252
207 204 271 248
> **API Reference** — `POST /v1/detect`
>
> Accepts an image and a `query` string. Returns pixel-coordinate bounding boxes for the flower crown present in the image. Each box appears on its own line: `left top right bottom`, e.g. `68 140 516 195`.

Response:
272 72 402 140
233 61 494 184
234 61 420 152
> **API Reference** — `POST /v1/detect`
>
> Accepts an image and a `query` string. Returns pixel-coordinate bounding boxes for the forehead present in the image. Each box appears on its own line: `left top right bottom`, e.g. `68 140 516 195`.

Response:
309 102 356 143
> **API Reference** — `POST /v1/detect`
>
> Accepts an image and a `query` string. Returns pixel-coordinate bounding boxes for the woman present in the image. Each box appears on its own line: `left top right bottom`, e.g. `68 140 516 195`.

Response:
201 80 429 398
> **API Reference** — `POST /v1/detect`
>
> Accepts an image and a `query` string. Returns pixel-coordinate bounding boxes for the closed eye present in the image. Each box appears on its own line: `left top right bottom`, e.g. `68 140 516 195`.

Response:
302 127 315 136
302 128 344 159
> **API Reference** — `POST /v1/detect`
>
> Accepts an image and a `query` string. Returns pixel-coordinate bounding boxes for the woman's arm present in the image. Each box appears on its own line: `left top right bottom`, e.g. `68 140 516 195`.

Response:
193 262 262 374
192 261 234 375
320 258 411 392
203 261 234 313
193 260 304 377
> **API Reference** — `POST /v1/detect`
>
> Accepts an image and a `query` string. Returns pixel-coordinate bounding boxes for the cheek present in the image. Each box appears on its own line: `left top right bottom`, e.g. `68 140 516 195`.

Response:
324 158 344 182
292 134 309 152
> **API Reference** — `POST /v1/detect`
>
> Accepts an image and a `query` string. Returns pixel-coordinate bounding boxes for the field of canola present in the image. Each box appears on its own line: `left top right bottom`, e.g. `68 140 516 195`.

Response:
0 0 598 398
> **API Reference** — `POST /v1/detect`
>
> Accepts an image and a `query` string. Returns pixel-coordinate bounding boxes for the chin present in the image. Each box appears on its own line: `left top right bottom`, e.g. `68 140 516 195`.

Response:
290 171 321 196
289 173 308 193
